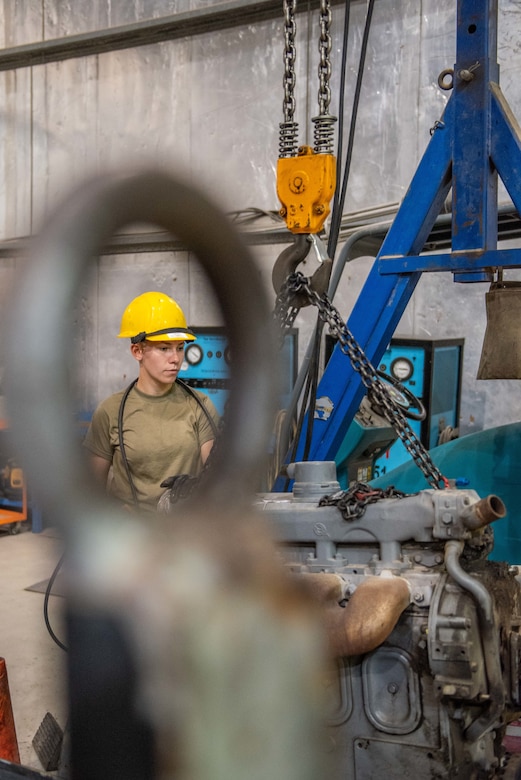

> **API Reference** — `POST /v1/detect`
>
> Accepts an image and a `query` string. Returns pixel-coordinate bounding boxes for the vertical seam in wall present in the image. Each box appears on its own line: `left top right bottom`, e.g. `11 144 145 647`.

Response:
29 67 33 234
411 0 427 328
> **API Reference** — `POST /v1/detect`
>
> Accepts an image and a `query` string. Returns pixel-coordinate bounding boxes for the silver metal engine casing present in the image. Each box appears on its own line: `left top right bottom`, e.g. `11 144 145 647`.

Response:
256 463 521 779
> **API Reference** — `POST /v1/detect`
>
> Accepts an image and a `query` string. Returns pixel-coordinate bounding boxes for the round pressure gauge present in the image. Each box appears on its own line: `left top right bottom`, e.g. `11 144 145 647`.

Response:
185 343 204 366
390 357 414 382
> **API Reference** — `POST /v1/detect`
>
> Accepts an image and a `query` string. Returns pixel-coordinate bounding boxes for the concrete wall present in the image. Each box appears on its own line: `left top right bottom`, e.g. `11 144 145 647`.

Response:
0 0 519 440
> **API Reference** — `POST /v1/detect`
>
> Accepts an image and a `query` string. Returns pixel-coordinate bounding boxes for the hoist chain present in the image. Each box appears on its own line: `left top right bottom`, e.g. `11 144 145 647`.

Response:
317 0 333 117
279 0 336 156
282 0 297 124
313 0 336 154
274 272 449 490
318 482 412 521
280 0 299 157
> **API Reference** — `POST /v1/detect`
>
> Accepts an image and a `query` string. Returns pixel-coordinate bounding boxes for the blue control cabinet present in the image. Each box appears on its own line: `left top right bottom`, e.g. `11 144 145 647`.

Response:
373 338 464 478
181 327 298 416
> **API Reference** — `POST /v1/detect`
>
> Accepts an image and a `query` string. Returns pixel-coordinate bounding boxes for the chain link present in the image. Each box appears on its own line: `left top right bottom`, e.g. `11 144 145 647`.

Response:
313 0 336 154
318 482 412 521
317 0 332 117
282 0 297 124
274 272 449 490
279 0 299 157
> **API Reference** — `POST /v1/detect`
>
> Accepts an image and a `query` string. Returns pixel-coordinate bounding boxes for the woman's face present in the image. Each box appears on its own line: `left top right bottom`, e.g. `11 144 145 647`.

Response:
132 339 185 389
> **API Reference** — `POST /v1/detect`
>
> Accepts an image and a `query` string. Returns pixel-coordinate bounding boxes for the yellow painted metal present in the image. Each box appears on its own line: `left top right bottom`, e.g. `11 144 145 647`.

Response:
277 146 336 234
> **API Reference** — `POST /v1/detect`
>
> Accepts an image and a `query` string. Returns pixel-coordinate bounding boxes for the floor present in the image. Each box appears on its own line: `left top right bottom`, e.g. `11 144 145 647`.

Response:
0 522 67 774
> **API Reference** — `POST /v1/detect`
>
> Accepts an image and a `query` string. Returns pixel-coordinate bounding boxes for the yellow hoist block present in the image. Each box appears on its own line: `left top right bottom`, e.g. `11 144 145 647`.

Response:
277 145 336 234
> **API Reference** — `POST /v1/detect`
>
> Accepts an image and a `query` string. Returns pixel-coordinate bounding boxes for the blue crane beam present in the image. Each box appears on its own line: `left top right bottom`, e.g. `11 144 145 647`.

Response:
291 0 521 466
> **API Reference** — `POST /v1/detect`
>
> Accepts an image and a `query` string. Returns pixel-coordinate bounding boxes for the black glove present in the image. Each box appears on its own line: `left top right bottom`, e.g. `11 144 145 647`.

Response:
158 474 200 511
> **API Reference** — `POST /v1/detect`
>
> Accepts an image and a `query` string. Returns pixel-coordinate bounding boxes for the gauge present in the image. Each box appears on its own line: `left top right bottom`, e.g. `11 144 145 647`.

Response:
390 357 414 382
185 343 204 366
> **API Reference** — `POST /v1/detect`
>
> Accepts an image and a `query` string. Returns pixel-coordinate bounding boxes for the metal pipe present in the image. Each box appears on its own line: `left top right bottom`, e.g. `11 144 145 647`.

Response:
461 494 506 531
444 540 505 742
322 575 411 658
0 0 347 72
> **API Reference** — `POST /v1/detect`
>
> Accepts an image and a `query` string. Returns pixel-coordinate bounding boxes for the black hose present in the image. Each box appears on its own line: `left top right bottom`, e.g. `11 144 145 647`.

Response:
328 0 376 260
118 379 140 509
329 0 351 254
44 553 67 652
302 321 324 460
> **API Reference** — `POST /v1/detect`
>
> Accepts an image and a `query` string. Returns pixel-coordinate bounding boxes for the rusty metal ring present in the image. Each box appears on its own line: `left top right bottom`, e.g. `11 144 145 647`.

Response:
4 169 278 529
438 68 454 91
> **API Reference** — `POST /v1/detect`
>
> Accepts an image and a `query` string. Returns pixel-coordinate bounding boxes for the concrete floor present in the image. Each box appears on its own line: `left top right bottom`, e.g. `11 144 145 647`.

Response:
0 523 67 774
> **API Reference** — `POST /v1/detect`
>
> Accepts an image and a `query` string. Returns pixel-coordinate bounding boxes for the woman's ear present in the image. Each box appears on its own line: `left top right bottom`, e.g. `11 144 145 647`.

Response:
130 343 144 362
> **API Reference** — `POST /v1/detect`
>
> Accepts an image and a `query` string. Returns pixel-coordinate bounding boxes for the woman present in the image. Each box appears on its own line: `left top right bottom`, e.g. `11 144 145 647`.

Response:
83 291 219 513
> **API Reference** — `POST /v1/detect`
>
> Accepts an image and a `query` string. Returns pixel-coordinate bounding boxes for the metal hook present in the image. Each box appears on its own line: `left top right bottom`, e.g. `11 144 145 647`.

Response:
272 233 332 308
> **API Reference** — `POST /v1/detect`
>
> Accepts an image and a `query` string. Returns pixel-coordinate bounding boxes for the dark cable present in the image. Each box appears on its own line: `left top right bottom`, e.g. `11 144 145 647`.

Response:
328 0 375 260
302 321 324 460
118 379 140 509
44 552 67 652
328 0 351 256
175 378 220 438
282 363 314 490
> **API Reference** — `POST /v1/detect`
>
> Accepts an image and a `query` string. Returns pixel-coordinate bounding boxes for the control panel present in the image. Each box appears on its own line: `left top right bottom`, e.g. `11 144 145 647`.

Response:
374 338 464 476
181 327 298 416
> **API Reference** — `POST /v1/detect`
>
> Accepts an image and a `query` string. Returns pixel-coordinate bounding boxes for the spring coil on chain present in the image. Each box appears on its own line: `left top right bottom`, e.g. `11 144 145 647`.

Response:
312 115 337 155
313 0 336 154
279 121 300 157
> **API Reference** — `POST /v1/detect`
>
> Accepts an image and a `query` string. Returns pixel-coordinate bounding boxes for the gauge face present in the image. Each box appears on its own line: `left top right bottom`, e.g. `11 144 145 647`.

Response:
185 343 204 366
390 357 414 382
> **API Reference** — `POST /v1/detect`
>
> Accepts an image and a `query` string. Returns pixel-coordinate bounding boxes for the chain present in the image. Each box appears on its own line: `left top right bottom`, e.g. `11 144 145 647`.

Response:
313 0 336 154
279 0 299 157
273 280 300 343
279 0 336 156
274 272 449 490
317 0 332 117
318 482 412 521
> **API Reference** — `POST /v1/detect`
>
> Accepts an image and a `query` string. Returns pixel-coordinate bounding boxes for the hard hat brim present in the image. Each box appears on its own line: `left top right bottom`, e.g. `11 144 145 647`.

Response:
146 330 196 342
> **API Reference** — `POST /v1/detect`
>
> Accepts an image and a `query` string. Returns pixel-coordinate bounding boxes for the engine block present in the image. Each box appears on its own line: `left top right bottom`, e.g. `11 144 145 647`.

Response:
256 462 521 779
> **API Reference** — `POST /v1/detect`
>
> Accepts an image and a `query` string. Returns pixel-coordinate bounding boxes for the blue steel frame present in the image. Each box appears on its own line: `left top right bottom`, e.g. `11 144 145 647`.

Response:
291 0 521 466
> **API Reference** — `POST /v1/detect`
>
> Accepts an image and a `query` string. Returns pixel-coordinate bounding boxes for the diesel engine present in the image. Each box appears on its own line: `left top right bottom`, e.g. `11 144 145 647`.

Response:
256 461 521 779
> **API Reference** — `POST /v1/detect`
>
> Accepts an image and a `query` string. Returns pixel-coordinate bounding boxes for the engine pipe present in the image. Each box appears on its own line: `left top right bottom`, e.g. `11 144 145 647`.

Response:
444 540 505 743
320 575 411 658
460 495 506 531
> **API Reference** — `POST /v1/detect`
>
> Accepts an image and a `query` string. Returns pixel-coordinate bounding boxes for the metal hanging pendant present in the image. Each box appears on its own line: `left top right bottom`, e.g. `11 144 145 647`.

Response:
477 281 521 379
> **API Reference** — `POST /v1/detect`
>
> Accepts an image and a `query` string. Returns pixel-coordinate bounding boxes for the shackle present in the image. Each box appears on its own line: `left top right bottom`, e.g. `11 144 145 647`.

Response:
3 169 278 528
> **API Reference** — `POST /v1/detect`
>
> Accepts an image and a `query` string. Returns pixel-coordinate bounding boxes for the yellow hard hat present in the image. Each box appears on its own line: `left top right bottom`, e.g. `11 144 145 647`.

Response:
118 291 196 343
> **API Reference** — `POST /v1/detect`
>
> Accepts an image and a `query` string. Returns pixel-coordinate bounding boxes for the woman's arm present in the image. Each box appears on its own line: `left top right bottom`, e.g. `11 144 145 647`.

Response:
88 453 112 488
200 439 214 466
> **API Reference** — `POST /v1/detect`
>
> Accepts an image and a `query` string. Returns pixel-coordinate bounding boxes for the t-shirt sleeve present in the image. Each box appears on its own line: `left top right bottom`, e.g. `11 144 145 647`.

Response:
83 402 114 461
196 394 220 446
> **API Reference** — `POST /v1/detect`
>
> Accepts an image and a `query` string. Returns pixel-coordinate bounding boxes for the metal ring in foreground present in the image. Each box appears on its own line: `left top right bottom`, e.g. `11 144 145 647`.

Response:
4 169 278 529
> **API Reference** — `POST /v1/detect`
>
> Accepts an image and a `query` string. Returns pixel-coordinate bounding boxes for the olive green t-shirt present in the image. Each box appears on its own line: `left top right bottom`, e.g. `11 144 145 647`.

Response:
83 382 219 512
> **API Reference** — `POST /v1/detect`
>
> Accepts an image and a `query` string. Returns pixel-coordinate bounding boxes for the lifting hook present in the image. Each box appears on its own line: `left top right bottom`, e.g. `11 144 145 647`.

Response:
272 233 332 308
